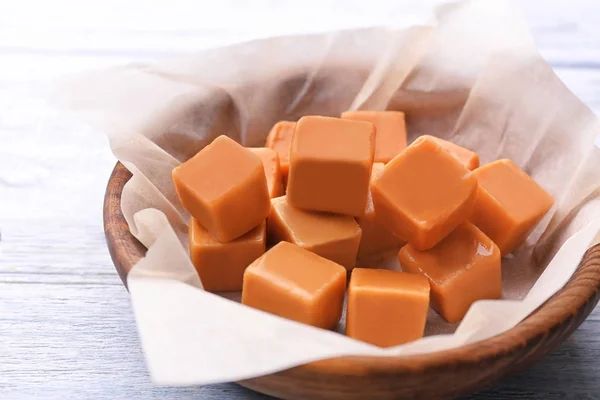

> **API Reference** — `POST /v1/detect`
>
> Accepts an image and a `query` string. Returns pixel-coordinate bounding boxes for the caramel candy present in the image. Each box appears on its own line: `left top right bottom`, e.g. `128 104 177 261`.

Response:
346 268 430 347
341 110 407 164
287 116 375 216
189 218 266 292
433 137 479 170
356 163 403 259
371 135 478 250
471 159 554 255
399 223 501 323
268 196 361 270
172 135 270 242
265 121 296 182
248 147 284 198
242 242 347 329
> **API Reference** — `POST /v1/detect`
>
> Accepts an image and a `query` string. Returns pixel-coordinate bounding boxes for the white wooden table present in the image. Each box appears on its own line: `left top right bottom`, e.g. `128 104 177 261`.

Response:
1 1 600 398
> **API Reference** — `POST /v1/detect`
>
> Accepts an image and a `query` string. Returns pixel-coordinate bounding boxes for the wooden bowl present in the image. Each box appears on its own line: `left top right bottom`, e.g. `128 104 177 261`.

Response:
105 161 600 399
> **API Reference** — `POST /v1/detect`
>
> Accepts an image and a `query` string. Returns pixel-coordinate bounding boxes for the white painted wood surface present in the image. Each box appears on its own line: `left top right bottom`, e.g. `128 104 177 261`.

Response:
1 1 600 398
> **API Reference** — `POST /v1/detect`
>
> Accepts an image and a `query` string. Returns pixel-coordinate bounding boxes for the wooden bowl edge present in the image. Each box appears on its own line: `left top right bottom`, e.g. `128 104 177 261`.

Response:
104 161 600 398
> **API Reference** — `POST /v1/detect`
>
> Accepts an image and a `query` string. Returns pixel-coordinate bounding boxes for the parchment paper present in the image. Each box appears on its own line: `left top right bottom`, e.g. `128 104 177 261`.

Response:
59 0 600 386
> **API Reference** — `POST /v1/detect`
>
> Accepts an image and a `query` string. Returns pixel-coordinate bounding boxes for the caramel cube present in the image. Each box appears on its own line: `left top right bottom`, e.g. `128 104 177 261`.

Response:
287 116 375 216
346 268 430 347
242 242 347 329
399 223 501 323
265 121 296 183
470 159 554 255
356 163 403 259
341 110 407 163
248 147 284 198
189 218 266 292
268 196 361 270
371 135 478 250
433 137 479 170
172 135 270 242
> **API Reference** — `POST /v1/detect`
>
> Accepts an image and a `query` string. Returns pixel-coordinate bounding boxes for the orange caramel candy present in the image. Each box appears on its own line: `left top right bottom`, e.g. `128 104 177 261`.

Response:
356 163 403 259
268 196 361 270
189 218 266 292
172 135 270 242
470 159 554 255
286 116 375 216
248 147 284 198
242 242 347 329
371 135 478 250
265 121 296 182
341 110 407 163
433 137 480 170
346 268 430 347
399 223 501 323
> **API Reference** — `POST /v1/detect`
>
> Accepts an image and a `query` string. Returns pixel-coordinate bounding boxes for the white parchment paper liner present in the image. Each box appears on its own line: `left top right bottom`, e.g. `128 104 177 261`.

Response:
60 0 600 385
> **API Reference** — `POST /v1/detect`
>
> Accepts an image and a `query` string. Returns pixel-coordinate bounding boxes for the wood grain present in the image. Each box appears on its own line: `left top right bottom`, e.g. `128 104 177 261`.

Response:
3 0 600 399
103 164 146 287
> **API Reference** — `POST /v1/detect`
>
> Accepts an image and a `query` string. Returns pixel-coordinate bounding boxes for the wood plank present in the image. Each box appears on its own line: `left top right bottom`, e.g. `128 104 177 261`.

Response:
0 282 273 398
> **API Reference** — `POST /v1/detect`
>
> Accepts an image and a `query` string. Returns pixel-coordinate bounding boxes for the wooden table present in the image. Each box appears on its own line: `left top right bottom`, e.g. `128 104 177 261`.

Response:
1 0 599 398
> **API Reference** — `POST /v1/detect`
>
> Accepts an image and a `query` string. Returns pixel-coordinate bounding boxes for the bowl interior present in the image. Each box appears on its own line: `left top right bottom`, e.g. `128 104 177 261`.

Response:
104 161 600 399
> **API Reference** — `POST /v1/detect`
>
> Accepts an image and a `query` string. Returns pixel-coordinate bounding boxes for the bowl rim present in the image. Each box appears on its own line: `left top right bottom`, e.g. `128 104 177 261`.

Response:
104 160 600 378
